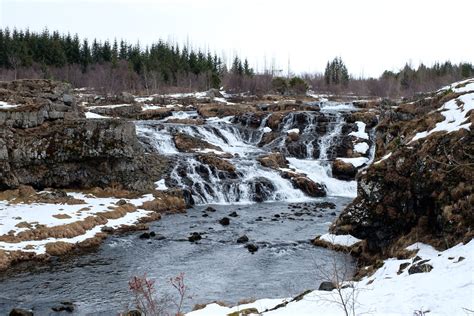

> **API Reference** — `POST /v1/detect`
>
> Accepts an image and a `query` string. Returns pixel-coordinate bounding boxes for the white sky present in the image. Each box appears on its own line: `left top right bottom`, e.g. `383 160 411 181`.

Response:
1 0 473 77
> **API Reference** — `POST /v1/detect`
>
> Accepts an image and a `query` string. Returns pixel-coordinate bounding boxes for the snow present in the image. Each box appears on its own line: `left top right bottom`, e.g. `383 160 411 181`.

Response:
0 193 155 254
263 127 272 133
155 179 168 191
187 298 289 316
353 142 369 154
287 128 300 134
337 157 369 168
85 112 110 119
438 78 474 94
374 152 392 165
142 104 163 111
0 101 21 109
135 96 154 103
410 92 473 142
214 97 235 105
86 104 134 109
319 233 362 247
187 240 474 316
349 121 369 140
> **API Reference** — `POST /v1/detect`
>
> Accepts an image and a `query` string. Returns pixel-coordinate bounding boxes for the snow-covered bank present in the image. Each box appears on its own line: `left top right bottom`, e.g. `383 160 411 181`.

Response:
0 192 157 255
187 240 474 316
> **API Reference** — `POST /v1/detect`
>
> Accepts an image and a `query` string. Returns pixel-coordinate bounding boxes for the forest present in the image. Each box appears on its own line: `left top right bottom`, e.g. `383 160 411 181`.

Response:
0 28 473 97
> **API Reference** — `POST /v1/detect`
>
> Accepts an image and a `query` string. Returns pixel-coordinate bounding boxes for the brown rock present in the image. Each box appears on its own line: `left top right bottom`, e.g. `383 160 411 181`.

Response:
332 159 357 181
257 153 289 169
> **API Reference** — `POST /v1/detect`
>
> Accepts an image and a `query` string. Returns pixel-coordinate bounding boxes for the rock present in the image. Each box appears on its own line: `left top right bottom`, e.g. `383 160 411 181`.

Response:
173 133 222 153
397 262 410 274
149 231 156 237
332 159 357 181
408 263 433 275
9 309 33 316
116 199 127 206
229 211 239 217
252 177 275 202
188 232 202 242
139 232 151 239
237 235 249 243
197 154 237 177
0 111 168 192
205 206 217 212
51 301 74 312
245 243 259 253
126 310 142 316
318 281 336 291
101 226 114 233
62 94 74 106
219 217 230 226
257 153 289 169
290 176 326 197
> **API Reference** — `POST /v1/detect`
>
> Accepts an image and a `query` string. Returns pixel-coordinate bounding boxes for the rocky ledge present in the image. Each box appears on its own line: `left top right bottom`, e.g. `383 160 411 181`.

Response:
0 79 168 192
331 78 474 262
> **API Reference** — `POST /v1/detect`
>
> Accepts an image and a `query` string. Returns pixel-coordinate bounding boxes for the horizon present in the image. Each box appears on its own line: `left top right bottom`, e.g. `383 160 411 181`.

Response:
1 0 473 78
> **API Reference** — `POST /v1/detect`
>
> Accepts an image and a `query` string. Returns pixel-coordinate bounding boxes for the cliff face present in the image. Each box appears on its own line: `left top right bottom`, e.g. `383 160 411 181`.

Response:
332 79 474 253
0 79 168 192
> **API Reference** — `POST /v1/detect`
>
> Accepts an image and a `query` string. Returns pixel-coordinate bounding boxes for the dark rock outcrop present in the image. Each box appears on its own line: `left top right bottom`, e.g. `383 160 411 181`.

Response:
0 80 168 192
332 85 474 254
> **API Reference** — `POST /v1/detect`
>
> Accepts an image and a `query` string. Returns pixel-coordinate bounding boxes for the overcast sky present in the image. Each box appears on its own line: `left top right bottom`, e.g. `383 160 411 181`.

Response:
1 0 473 77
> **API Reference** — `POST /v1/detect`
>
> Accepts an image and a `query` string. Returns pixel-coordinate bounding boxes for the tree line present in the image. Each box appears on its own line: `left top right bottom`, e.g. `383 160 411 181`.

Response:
0 28 472 97
0 28 253 93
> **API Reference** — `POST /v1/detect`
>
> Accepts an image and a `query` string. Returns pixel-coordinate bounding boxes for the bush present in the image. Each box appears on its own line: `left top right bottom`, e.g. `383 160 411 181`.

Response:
271 77 288 95
289 76 308 95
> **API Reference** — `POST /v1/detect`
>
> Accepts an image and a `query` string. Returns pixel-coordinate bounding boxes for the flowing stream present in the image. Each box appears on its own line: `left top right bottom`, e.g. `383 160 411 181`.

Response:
0 102 372 314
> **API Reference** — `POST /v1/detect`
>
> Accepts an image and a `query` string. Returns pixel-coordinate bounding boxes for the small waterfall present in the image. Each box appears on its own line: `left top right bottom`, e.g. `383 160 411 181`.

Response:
318 113 344 160
170 157 307 204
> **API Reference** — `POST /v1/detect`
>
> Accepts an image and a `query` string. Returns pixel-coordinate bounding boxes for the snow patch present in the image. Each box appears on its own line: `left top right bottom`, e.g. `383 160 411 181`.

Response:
374 152 392 165
85 112 110 119
337 157 369 168
411 92 473 142
353 142 369 154
287 128 300 134
349 121 369 140
0 101 21 109
319 233 362 247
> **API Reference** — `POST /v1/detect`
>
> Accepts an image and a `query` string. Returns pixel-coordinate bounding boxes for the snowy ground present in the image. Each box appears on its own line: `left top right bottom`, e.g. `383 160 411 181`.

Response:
187 240 474 316
0 191 158 255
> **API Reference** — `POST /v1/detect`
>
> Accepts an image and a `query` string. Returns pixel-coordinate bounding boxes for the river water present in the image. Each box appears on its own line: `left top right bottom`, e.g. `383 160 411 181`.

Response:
0 198 353 315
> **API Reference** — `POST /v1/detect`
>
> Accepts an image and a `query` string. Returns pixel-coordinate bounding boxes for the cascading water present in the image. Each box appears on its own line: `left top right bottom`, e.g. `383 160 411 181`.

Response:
136 104 373 204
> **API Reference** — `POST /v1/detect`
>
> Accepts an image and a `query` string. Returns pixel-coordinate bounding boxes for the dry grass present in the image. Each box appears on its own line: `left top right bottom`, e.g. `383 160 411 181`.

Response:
52 214 72 219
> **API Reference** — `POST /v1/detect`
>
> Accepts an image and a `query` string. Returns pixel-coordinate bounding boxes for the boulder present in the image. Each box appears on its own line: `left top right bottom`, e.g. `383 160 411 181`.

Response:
9 309 33 316
173 133 222 153
251 177 275 202
219 217 230 226
245 243 259 253
332 159 357 181
290 176 326 197
188 232 202 242
408 263 433 275
318 281 336 291
237 235 249 243
257 153 288 169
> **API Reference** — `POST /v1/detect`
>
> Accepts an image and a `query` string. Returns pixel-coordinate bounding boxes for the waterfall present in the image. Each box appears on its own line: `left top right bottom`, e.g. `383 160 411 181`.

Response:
135 106 373 204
